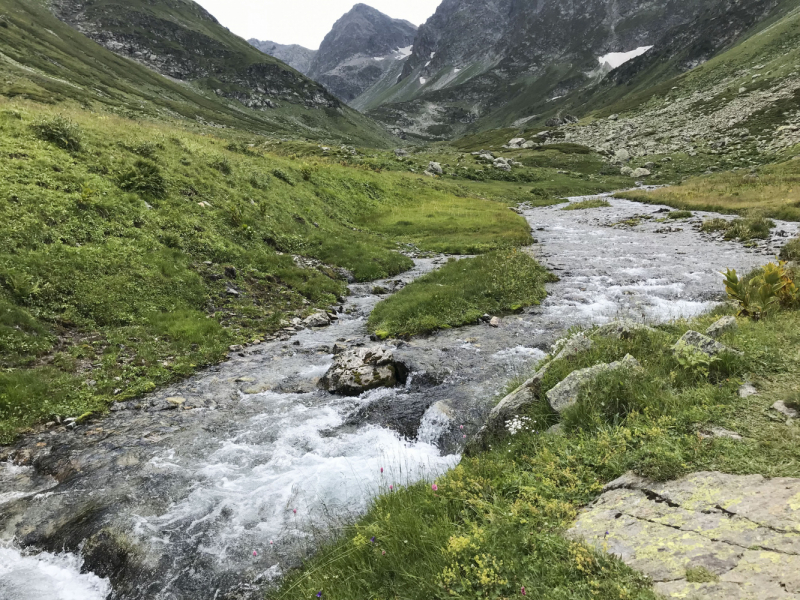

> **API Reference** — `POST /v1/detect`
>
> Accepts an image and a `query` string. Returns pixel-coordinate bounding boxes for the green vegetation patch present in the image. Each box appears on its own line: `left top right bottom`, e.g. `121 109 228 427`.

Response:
563 199 611 211
617 159 800 222
368 251 556 338
781 237 800 262
279 299 800 600
702 215 776 241
668 210 694 219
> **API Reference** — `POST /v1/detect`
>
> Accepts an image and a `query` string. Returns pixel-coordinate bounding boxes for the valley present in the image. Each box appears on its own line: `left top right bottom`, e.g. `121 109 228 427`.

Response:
1 0 800 598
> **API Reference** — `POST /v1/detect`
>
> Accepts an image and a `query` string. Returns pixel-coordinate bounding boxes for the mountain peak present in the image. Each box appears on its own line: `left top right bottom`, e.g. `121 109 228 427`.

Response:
307 3 417 102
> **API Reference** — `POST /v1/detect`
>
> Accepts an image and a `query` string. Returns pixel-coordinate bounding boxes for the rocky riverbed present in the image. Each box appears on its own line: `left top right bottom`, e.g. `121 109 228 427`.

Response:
0 194 796 600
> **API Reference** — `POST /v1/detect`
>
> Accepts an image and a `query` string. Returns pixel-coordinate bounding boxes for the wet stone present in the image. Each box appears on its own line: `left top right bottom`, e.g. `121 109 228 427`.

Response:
673 330 741 358
546 354 641 413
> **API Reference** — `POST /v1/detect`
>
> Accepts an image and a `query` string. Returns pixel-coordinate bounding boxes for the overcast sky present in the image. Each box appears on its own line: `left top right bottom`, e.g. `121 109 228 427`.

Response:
195 1 440 49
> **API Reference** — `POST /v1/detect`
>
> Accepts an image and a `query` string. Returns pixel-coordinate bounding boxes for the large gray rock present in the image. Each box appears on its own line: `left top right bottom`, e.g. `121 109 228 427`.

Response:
673 330 741 358
569 471 800 599
706 316 738 339
319 346 405 396
631 167 651 178
552 333 594 362
303 311 331 328
426 161 444 176
594 320 658 340
546 354 641 413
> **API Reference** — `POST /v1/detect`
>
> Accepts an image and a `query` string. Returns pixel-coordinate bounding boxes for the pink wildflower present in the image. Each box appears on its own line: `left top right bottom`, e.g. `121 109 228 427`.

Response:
389 485 393 491
380 467 384 473
521 586 526 596
431 483 438 492
293 509 297 514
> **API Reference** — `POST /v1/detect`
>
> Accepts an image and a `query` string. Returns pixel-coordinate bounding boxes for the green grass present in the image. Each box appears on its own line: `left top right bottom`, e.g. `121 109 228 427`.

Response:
563 199 611 211
368 251 556 338
276 301 800 600
617 159 800 222
668 210 694 219
0 99 540 442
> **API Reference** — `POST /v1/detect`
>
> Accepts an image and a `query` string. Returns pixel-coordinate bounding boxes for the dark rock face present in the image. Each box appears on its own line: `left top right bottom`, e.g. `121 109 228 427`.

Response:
49 0 340 111
370 0 778 139
307 3 417 103
248 39 317 75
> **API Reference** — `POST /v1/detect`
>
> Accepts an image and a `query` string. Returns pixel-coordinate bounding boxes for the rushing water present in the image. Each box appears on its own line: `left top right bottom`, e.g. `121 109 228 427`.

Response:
0 194 796 599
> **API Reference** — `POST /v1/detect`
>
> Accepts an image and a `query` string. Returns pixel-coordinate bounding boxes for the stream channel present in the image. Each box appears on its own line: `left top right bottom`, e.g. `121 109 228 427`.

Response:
0 193 797 600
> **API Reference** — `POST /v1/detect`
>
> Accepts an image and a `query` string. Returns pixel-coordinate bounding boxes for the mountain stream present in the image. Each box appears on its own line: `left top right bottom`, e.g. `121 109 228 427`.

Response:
0 194 796 600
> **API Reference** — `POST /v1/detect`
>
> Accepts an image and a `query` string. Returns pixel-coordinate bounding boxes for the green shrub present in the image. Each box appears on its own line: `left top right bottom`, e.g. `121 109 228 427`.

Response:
272 168 294 185
30 115 82 152
209 155 232 175
701 218 729 232
668 210 693 219
724 215 776 240
117 160 167 198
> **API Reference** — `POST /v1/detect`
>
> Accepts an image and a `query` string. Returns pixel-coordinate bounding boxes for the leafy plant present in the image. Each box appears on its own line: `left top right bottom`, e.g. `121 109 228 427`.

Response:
30 116 82 152
674 344 718 378
724 262 799 319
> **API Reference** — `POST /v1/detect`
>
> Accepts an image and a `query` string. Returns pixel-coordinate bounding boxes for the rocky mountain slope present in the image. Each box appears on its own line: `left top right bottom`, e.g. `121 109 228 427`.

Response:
247 39 317 75
31 0 390 144
306 3 417 105
365 0 787 140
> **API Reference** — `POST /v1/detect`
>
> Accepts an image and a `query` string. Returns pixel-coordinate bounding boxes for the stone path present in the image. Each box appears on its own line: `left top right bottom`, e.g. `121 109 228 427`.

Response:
569 471 800 599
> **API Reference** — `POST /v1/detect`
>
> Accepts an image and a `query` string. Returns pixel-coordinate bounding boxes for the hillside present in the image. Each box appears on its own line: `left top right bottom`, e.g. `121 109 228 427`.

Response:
0 0 392 146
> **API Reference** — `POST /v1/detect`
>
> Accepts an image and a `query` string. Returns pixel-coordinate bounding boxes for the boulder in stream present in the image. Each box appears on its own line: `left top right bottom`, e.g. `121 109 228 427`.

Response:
319 346 407 396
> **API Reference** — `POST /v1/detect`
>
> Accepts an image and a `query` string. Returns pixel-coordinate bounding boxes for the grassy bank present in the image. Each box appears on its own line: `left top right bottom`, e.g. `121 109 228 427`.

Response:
616 158 800 221
277 276 800 599
0 99 536 442
368 251 556 338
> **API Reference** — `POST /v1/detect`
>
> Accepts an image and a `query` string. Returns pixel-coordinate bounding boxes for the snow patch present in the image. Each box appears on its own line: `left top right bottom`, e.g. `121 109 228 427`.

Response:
598 46 653 69
396 45 413 59
419 77 427 85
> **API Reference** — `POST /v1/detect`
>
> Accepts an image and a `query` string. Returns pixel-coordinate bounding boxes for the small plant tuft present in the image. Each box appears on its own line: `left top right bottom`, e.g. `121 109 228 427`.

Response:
668 210 693 219
30 116 82 152
563 199 611 211
117 160 167 199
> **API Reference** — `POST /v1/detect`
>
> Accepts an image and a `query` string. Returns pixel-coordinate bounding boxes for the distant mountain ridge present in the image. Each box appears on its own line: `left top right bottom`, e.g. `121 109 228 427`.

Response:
248 39 317 75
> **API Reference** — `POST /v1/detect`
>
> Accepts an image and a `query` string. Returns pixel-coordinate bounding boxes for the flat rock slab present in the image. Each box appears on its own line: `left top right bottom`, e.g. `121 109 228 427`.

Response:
569 471 800 599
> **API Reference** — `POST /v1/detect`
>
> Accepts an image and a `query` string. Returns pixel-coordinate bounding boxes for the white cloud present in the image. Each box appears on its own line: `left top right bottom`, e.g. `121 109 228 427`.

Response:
195 0 439 49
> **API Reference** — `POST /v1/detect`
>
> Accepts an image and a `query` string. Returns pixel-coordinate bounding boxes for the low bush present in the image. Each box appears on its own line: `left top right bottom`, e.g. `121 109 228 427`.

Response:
781 237 800 262
117 159 167 199
668 210 693 219
724 261 799 319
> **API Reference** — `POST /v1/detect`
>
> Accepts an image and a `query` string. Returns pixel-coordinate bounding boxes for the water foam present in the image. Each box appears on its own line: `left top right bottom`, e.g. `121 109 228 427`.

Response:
0 545 111 600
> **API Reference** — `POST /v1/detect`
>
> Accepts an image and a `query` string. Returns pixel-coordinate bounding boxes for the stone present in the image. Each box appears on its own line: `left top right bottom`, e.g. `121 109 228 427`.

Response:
489 317 501 327
552 333 594 362
773 401 799 419
166 397 186 407
228 345 243 353
319 346 405 396
225 287 240 297
673 330 741 358
569 471 800 599
507 137 526 148
614 149 630 162
631 168 651 178
738 383 758 398
495 163 512 172
303 311 331 328
594 320 658 340
394 148 409 157
705 316 738 339
699 426 743 440
469 361 552 450
521 141 536 149
620 166 634 176
546 355 641 413
426 161 443 176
